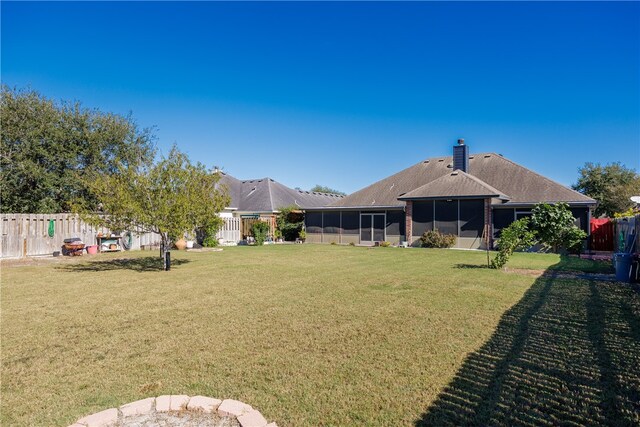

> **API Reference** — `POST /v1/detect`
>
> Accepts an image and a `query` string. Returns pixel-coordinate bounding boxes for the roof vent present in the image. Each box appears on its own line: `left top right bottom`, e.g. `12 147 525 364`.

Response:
453 139 469 173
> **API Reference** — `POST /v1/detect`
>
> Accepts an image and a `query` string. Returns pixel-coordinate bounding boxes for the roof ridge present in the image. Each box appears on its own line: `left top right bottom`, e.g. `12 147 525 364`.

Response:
453 169 509 197
302 190 345 198
492 155 595 201
420 152 497 163
399 169 509 200
265 177 274 211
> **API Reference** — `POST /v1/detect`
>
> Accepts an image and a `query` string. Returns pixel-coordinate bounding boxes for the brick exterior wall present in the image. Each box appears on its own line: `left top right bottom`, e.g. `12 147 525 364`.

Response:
405 201 413 242
484 198 493 249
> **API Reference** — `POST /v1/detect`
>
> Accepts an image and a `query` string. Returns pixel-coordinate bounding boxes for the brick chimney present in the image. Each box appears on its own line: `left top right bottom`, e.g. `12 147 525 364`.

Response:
453 138 469 173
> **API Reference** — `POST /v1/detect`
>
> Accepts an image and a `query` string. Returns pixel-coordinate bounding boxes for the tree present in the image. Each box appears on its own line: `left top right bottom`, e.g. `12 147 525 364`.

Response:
530 202 587 253
490 218 537 269
0 85 155 213
76 146 229 270
572 162 640 217
309 185 346 196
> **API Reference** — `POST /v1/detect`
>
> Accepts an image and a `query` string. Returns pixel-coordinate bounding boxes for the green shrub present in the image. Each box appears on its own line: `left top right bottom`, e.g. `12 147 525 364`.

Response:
349 242 355 246
200 221 222 248
298 230 306 241
330 241 337 245
202 236 218 247
276 205 304 241
379 241 391 247
251 221 271 246
530 202 587 253
491 218 537 269
420 230 456 248
563 226 588 254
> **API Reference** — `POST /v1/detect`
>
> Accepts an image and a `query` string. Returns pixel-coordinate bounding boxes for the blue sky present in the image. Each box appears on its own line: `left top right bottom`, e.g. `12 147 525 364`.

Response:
2 1 639 193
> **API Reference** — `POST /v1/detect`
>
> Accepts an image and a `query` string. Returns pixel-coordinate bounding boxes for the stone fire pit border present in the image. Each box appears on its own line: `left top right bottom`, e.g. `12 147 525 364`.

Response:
68 395 277 427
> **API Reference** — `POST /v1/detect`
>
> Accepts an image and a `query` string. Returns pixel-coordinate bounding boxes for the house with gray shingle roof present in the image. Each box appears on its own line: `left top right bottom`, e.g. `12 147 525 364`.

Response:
216 173 344 215
304 140 596 248
212 171 344 241
215 172 344 240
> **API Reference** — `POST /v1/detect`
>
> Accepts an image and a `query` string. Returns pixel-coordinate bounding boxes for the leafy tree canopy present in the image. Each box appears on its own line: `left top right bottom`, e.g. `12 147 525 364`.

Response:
0 85 155 213
309 185 346 196
530 202 587 253
491 218 537 269
491 202 588 269
572 162 640 217
76 146 229 269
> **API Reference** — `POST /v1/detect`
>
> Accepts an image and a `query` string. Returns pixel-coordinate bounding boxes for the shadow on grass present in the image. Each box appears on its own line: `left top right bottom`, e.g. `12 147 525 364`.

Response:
454 263 490 269
549 254 615 274
57 256 191 273
416 269 640 426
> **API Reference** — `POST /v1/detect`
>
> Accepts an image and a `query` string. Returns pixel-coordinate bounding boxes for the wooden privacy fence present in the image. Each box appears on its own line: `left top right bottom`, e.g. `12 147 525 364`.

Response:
590 218 614 251
240 216 276 239
614 214 639 253
0 213 161 259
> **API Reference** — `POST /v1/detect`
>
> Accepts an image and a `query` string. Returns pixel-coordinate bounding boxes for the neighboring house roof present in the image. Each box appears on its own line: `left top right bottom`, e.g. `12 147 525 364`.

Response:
217 173 344 212
331 153 595 208
398 170 510 200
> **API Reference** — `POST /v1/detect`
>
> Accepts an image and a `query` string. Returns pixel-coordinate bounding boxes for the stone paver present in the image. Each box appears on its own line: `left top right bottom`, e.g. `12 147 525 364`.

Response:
217 399 252 417
170 395 191 411
237 409 268 427
72 395 275 426
120 397 155 417
76 408 118 427
155 395 172 412
187 395 222 413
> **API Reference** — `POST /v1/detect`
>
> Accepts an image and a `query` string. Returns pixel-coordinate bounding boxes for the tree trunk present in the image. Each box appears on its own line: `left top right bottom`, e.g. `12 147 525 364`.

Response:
160 233 170 271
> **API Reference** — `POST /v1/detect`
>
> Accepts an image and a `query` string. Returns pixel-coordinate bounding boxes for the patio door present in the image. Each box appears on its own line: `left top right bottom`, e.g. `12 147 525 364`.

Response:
360 213 385 244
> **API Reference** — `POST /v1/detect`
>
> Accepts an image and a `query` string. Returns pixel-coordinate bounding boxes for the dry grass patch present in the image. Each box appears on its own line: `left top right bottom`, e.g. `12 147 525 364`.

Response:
1 245 631 426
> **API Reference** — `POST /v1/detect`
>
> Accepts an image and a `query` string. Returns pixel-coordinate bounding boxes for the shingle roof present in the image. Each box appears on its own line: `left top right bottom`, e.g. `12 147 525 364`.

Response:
331 153 595 208
217 173 344 212
398 170 509 200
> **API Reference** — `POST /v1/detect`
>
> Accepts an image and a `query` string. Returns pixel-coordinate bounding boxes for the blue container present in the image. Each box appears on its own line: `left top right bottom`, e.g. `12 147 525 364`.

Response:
614 253 632 282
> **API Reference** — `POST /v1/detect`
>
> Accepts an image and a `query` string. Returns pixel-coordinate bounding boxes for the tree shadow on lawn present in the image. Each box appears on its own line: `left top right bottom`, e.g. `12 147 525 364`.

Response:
57 256 190 273
455 264 490 269
416 270 640 426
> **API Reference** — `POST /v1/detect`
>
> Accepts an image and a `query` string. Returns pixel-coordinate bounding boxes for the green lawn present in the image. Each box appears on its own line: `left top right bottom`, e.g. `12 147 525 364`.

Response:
1 245 637 426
